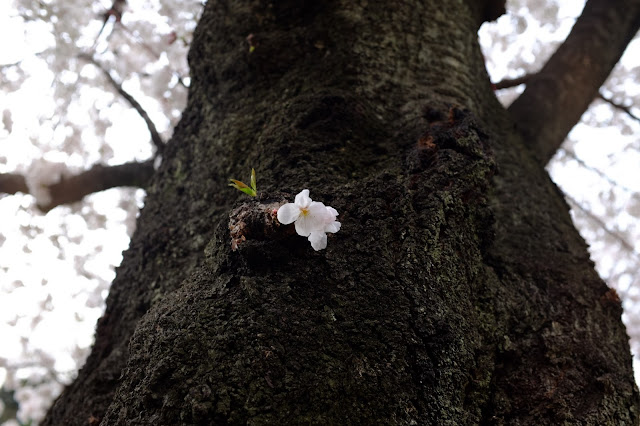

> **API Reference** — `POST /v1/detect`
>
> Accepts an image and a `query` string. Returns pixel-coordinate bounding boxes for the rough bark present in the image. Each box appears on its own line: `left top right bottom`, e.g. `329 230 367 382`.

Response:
43 1 639 425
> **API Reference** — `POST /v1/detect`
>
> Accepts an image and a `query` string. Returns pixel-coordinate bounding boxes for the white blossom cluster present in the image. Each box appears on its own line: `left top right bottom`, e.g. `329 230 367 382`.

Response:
277 190 341 251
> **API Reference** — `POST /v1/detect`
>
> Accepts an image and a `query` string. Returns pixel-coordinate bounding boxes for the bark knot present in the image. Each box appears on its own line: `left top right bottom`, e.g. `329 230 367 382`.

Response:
229 199 292 251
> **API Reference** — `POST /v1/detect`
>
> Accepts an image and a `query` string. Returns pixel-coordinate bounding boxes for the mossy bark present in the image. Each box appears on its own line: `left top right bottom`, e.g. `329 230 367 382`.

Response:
44 1 639 424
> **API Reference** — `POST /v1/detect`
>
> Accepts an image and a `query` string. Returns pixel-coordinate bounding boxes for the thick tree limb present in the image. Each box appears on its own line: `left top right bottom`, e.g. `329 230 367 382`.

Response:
0 173 29 195
508 0 640 166
78 53 165 154
495 75 640 124
0 161 154 212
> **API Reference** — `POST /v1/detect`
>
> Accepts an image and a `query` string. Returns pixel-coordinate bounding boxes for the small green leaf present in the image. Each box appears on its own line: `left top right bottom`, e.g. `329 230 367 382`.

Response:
250 168 257 191
229 182 256 197
229 179 249 189
229 170 257 197
238 186 257 196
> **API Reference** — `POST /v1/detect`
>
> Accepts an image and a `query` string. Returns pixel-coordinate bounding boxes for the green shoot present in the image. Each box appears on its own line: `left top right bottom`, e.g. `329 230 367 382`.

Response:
229 168 257 197
250 168 257 192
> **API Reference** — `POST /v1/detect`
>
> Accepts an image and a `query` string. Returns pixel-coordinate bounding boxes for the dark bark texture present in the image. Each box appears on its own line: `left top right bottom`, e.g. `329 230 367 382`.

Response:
44 0 639 424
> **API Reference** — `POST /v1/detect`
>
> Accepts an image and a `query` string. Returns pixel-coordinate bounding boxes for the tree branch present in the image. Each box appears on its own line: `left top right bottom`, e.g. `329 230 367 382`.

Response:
0 161 154 212
495 76 640 124
493 73 531 90
508 0 640 166
0 59 23 70
78 53 165 154
559 147 636 193
0 173 29 195
597 92 640 124
564 192 640 259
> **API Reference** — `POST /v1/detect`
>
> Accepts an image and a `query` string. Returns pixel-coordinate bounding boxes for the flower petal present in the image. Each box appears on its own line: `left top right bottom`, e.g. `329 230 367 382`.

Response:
325 221 341 233
308 231 327 251
295 216 315 236
308 201 329 218
294 189 312 208
294 203 324 235
326 206 338 219
277 203 300 224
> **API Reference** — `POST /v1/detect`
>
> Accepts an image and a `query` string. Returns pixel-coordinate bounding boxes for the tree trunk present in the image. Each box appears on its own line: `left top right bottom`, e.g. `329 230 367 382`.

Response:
43 1 640 424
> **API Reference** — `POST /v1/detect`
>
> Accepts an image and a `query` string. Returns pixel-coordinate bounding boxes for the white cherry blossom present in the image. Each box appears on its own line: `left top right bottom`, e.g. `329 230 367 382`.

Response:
307 206 341 250
277 190 341 250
